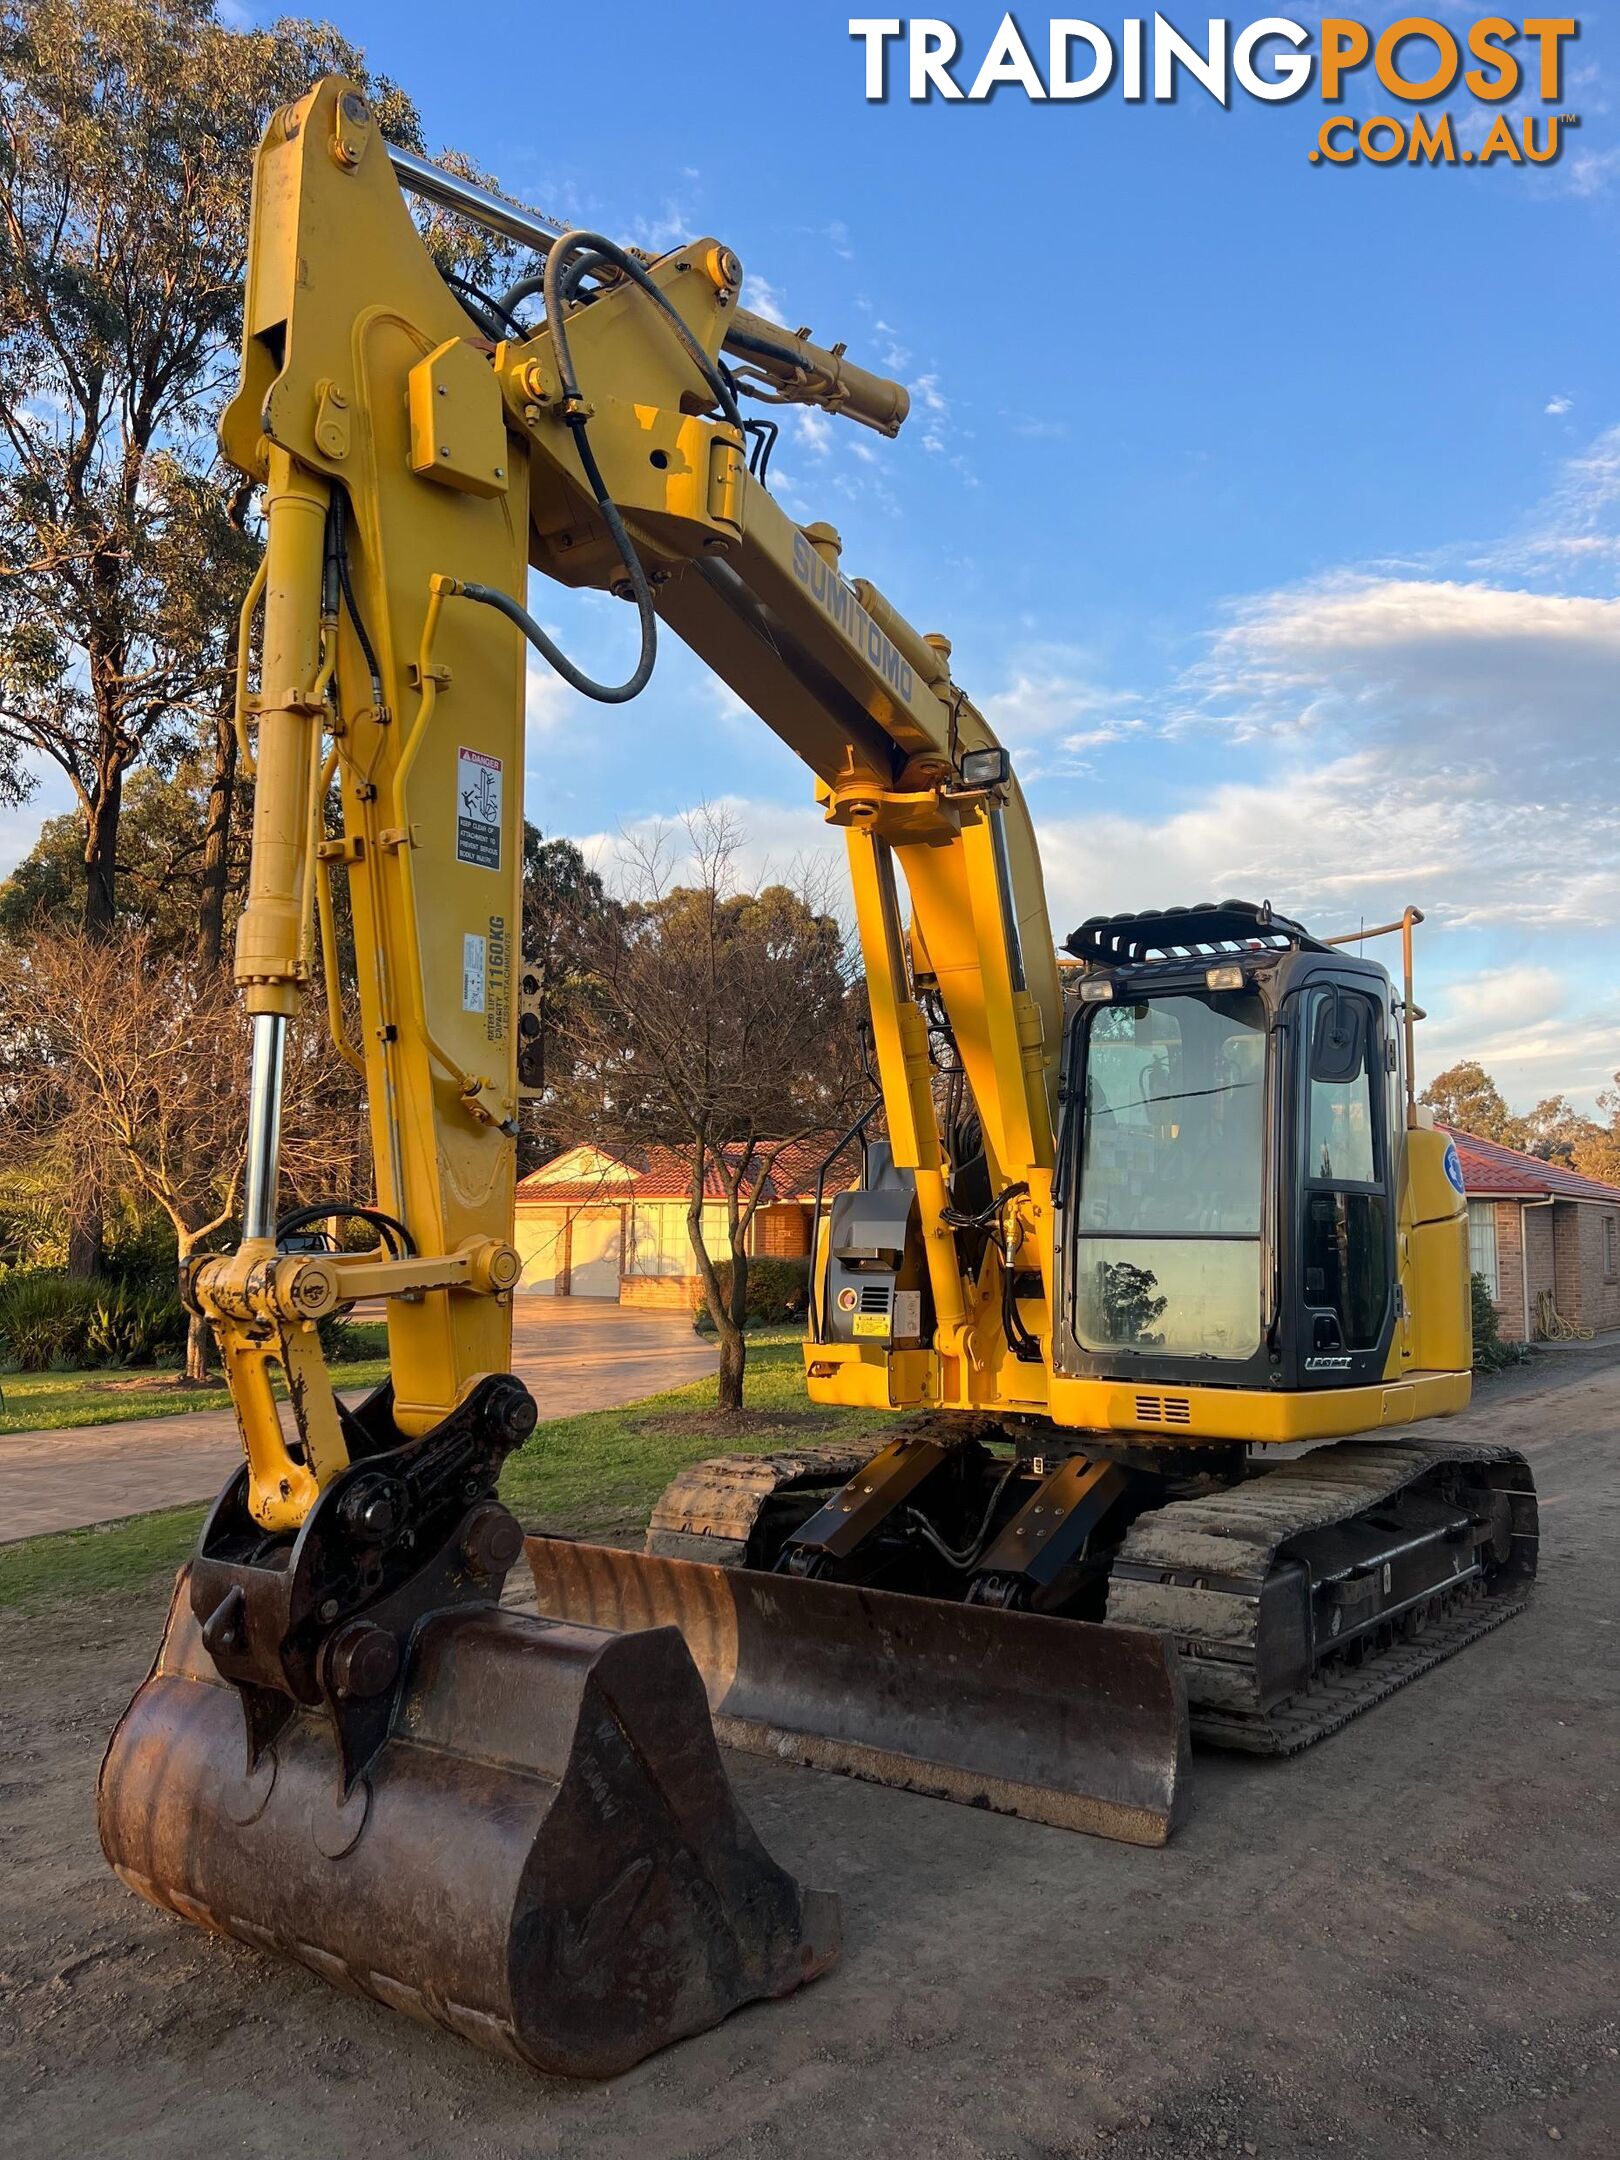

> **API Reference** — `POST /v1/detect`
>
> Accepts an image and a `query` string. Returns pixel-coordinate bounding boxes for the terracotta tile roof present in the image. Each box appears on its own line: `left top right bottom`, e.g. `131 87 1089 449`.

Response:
518 1135 864 1207
1443 1126 1620 1204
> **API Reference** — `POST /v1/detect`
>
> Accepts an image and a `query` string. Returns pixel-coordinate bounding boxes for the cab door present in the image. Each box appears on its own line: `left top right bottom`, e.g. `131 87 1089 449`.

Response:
1295 981 1398 1385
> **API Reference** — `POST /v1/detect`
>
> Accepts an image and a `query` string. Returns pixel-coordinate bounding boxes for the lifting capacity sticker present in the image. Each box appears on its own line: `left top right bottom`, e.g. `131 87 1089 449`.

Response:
457 746 503 870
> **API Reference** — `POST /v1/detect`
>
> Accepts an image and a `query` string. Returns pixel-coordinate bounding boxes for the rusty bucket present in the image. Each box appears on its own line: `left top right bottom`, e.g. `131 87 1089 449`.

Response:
99 1571 839 2077
526 1537 1190 1847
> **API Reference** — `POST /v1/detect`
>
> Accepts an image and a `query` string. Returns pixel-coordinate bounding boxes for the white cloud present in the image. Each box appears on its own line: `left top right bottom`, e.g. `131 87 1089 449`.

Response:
1420 966 1620 1110
793 407 834 459
1190 579 1620 800
627 198 700 253
742 272 789 325
1474 422 1620 579
524 651 579 735
1566 147 1620 198
912 372 949 455
1545 394 1573 416
979 661 1134 749
1030 747 1619 944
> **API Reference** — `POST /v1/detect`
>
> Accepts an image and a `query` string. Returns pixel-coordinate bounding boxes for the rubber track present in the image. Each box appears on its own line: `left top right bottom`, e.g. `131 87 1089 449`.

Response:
647 1440 882 1562
1189 1586 1530 1754
1105 1436 1537 1754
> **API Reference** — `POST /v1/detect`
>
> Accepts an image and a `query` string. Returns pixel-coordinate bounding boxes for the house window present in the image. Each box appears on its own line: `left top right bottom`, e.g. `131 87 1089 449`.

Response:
1605 1213 1618 1284
1467 1201 1499 1299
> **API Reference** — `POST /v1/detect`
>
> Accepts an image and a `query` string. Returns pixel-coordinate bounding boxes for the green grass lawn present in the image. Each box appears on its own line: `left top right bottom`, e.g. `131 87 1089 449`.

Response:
0 1352 390 1435
0 1330 872 1613
498 1329 869 1538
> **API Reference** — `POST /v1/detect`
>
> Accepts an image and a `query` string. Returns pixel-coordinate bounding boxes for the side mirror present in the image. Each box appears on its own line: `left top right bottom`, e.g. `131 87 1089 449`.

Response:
1311 991 1366 1085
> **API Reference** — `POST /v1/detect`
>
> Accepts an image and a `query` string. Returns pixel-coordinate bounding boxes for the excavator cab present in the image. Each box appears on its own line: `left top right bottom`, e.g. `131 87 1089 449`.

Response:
1054 901 1404 1397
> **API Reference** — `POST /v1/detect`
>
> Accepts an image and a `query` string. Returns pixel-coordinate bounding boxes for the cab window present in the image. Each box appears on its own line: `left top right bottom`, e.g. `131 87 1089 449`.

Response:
1073 991 1267 1360
1301 988 1389 1355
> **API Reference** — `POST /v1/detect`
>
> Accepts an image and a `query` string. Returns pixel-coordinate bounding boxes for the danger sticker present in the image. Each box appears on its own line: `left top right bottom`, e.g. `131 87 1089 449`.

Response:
462 932 487 1013
457 747 503 870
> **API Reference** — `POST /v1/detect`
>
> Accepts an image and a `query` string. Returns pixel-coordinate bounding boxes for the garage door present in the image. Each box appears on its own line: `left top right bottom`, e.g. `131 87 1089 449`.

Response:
515 1206 568 1295
567 1208 623 1297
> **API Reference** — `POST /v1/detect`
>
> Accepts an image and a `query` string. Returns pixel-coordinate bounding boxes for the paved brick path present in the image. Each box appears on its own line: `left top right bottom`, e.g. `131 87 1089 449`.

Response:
0 1299 715 1543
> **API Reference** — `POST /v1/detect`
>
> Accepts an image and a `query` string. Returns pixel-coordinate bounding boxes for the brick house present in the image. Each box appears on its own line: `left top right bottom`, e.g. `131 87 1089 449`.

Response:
513 1138 858 1306
1447 1127 1620 1343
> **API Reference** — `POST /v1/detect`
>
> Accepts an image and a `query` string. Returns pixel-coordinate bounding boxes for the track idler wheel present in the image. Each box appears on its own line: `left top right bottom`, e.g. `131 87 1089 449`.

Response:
99 1572 839 2077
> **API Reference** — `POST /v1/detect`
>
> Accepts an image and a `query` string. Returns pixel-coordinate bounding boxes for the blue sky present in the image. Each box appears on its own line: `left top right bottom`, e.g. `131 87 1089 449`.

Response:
14 6 1618 1107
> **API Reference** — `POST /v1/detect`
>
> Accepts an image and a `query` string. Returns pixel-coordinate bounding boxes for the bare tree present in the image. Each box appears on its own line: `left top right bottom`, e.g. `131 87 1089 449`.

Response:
0 926 365 1378
561 806 862 1411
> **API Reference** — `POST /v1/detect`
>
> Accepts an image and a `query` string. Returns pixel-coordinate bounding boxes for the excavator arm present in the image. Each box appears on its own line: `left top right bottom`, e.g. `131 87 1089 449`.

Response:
197 75 1063 1529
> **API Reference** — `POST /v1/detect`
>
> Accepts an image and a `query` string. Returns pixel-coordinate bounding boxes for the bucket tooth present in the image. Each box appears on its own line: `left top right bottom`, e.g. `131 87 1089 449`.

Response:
99 1571 839 2078
527 1536 1190 1848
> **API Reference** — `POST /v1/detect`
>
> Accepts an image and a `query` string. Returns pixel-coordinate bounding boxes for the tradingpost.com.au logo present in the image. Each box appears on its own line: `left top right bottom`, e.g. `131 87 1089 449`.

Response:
849 17 1581 167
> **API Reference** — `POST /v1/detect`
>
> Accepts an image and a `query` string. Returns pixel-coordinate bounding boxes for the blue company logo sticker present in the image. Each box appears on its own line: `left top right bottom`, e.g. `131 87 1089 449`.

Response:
1442 1142 1466 1195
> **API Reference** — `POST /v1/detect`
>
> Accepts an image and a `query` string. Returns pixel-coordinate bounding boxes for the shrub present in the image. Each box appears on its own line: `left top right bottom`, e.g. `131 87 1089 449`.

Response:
318 1315 389 1364
0 1270 102 1370
692 1255 812 1334
0 1268 188 1371
84 1282 189 1367
100 1207 186 1289
1471 1270 1527 1373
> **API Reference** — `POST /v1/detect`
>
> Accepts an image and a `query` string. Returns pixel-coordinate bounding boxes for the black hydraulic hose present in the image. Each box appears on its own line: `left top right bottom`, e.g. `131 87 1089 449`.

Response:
443 229 748 707
541 228 745 433
496 268 547 316
275 1202 417 1260
444 271 529 342
940 1180 1029 1232
457 511 655 703
330 493 384 708
906 1462 1020 1572
725 323 815 376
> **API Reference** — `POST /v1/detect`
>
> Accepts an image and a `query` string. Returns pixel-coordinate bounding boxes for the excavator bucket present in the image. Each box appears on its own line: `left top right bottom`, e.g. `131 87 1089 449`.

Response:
98 1571 839 2077
526 1537 1191 1847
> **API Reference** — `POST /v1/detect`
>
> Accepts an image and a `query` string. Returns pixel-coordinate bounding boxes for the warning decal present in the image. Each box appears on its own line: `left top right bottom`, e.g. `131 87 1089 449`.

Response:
462 932 487 1013
457 747 503 870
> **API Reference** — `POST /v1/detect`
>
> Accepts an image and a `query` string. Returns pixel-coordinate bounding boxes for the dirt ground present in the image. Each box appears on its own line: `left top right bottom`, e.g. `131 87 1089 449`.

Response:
3 1349 1616 2159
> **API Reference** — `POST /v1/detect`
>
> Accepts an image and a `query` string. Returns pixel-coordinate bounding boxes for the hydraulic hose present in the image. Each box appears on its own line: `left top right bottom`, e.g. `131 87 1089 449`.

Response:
541 229 745 433
457 553 655 704
443 229 747 704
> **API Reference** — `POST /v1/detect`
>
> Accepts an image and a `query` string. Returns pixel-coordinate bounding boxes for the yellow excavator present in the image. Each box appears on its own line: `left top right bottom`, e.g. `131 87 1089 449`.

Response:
99 77 1538 2078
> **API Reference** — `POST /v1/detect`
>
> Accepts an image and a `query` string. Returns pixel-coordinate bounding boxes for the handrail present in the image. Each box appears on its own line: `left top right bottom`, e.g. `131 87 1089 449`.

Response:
1321 906 1425 1127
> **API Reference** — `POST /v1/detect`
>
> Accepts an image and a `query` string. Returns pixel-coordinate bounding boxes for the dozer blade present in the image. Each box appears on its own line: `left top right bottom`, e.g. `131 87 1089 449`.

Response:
526 1538 1191 1848
99 1571 839 2078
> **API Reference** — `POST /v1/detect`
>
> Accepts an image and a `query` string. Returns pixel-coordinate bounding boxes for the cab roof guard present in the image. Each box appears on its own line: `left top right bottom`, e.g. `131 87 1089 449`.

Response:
1063 899 1328 967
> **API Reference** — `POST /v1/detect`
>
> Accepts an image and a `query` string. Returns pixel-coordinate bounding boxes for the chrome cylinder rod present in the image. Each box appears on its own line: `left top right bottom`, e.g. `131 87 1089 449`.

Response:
242 1012 288 1245
386 144 562 257
987 804 1028 995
